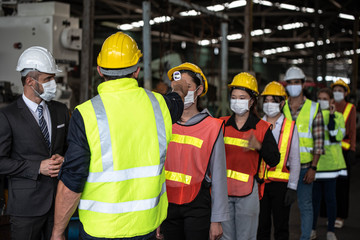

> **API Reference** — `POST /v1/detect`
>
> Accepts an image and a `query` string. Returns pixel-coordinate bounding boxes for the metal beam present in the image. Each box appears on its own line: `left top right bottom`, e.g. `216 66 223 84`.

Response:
221 22 229 117
143 1 152 90
80 0 94 103
353 14 359 97
243 0 252 71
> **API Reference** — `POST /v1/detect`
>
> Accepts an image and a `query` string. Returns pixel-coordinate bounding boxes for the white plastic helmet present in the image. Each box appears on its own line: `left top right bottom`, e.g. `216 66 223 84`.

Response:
16 46 61 76
284 66 306 81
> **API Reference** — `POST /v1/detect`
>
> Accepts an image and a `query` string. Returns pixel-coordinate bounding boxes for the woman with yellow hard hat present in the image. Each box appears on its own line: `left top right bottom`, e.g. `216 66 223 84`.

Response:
220 73 280 240
330 79 356 228
161 63 229 240
257 81 300 240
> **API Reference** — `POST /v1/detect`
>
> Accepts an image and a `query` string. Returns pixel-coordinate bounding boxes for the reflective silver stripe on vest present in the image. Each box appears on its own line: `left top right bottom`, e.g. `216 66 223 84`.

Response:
309 101 318 128
315 171 343 179
338 169 348 177
87 165 163 183
79 181 166 214
324 140 341 146
88 91 167 182
298 132 312 138
144 89 167 166
300 146 313 153
329 129 338 137
91 95 114 172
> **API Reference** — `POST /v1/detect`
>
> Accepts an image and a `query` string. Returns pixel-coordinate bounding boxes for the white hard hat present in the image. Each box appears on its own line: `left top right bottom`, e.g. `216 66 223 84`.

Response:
16 46 61 76
284 66 306 81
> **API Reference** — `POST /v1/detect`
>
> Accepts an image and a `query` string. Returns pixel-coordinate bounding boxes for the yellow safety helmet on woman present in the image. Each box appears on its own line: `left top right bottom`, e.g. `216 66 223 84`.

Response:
97 32 143 69
331 79 350 95
167 62 208 97
261 81 288 99
228 72 259 96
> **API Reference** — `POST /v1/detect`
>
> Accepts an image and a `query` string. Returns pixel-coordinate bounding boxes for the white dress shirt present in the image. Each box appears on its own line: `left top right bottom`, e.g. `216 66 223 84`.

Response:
22 94 52 142
263 114 300 190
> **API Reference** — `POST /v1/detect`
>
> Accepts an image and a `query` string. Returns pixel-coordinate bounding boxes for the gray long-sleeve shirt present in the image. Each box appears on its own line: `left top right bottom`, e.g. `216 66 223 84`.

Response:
179 109 230 223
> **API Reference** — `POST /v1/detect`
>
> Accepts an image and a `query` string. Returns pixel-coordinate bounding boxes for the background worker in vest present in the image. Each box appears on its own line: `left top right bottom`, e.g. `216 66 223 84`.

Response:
162 63 229 240
282 66 324 240
257 81 300 240
220 73 280 240
311 88 347 240
50 32 188 240
330 79 356 228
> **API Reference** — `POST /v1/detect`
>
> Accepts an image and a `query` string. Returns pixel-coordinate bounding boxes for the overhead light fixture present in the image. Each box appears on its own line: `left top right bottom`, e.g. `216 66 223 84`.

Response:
339 13 355 20
279 3 299 11
214 47 220 55
179 10 201 16
227 0 247 8
253 0 273 7
227 33 242 40
207 4 225 12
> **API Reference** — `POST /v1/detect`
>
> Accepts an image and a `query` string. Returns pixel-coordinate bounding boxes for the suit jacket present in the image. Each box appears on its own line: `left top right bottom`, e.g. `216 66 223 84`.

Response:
0 96 69 216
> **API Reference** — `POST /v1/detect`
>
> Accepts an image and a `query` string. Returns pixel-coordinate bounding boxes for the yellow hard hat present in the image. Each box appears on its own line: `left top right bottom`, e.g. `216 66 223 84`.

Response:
97 32 143 69
331 79 350 94
167 62 208 97
261 81 288 99
228 72 259 96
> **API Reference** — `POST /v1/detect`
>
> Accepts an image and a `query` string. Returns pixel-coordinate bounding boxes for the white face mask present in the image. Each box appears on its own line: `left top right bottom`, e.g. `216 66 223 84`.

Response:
263 102 281 118
333 91 344 102
230 99 249 116
183 86 199 109
32 79 57 101
318 100 330 110
318 100 329 110
286 84 302 97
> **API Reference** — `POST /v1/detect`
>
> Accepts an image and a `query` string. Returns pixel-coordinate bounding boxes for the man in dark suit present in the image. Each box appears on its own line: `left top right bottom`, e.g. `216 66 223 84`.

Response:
0 46 69 240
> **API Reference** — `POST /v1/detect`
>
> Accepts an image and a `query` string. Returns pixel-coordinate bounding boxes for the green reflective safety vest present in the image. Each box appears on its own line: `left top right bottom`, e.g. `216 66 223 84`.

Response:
316 110 347 179
283 99 319 164
76 78 172 238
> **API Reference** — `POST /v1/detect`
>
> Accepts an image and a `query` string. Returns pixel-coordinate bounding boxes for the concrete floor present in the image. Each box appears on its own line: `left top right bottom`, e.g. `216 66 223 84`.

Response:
289 163 360 240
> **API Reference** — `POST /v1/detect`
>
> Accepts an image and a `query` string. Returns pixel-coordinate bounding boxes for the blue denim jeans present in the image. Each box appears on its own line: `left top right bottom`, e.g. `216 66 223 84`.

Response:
297 168 313 240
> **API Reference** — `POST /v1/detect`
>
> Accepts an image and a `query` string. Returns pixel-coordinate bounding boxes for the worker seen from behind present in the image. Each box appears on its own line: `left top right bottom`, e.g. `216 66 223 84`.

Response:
282 66 324 240
50 32 188 240
257 81 300 240
311 88 347 240
161 63 229 240
220 73 280 240
331 79 356 228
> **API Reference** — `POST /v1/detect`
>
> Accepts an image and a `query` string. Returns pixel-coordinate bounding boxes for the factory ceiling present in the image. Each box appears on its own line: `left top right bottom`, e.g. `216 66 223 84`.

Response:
2 0 359 81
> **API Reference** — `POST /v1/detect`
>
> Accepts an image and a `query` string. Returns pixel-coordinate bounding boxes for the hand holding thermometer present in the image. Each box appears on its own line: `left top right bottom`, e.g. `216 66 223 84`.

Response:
173 71 181 81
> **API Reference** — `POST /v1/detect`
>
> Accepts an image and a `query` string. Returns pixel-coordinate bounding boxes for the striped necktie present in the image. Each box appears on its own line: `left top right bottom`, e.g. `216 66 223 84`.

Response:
37 105 51 150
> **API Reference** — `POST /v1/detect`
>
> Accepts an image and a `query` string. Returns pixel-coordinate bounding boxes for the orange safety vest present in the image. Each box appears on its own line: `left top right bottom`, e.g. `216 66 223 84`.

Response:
341 103 354 150
165 116 224 205
221 116 271 198
259 117 295 183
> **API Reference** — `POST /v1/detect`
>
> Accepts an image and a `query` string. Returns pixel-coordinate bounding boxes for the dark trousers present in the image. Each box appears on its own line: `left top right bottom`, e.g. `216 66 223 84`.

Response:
257 182 290 240
10 207 54 240
161 185 211 240
336 149 350 219
312 179 337 232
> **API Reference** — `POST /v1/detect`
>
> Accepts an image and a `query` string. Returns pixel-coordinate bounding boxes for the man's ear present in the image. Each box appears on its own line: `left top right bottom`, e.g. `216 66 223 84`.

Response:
25 76 34 86
97 66 104 77
133 67 141 78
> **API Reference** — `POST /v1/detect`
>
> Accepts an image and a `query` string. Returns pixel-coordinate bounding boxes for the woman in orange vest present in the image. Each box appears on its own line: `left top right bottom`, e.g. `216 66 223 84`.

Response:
161 63 229 240
331 79 356 228
257 81 300 240
220 73 280 240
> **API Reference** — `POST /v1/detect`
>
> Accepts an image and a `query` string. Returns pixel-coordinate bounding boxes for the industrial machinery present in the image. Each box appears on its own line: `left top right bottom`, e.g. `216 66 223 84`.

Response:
0 1 82 107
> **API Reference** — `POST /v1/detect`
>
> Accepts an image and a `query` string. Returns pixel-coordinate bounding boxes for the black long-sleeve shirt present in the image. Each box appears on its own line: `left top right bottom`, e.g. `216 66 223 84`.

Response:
225 112 280 168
